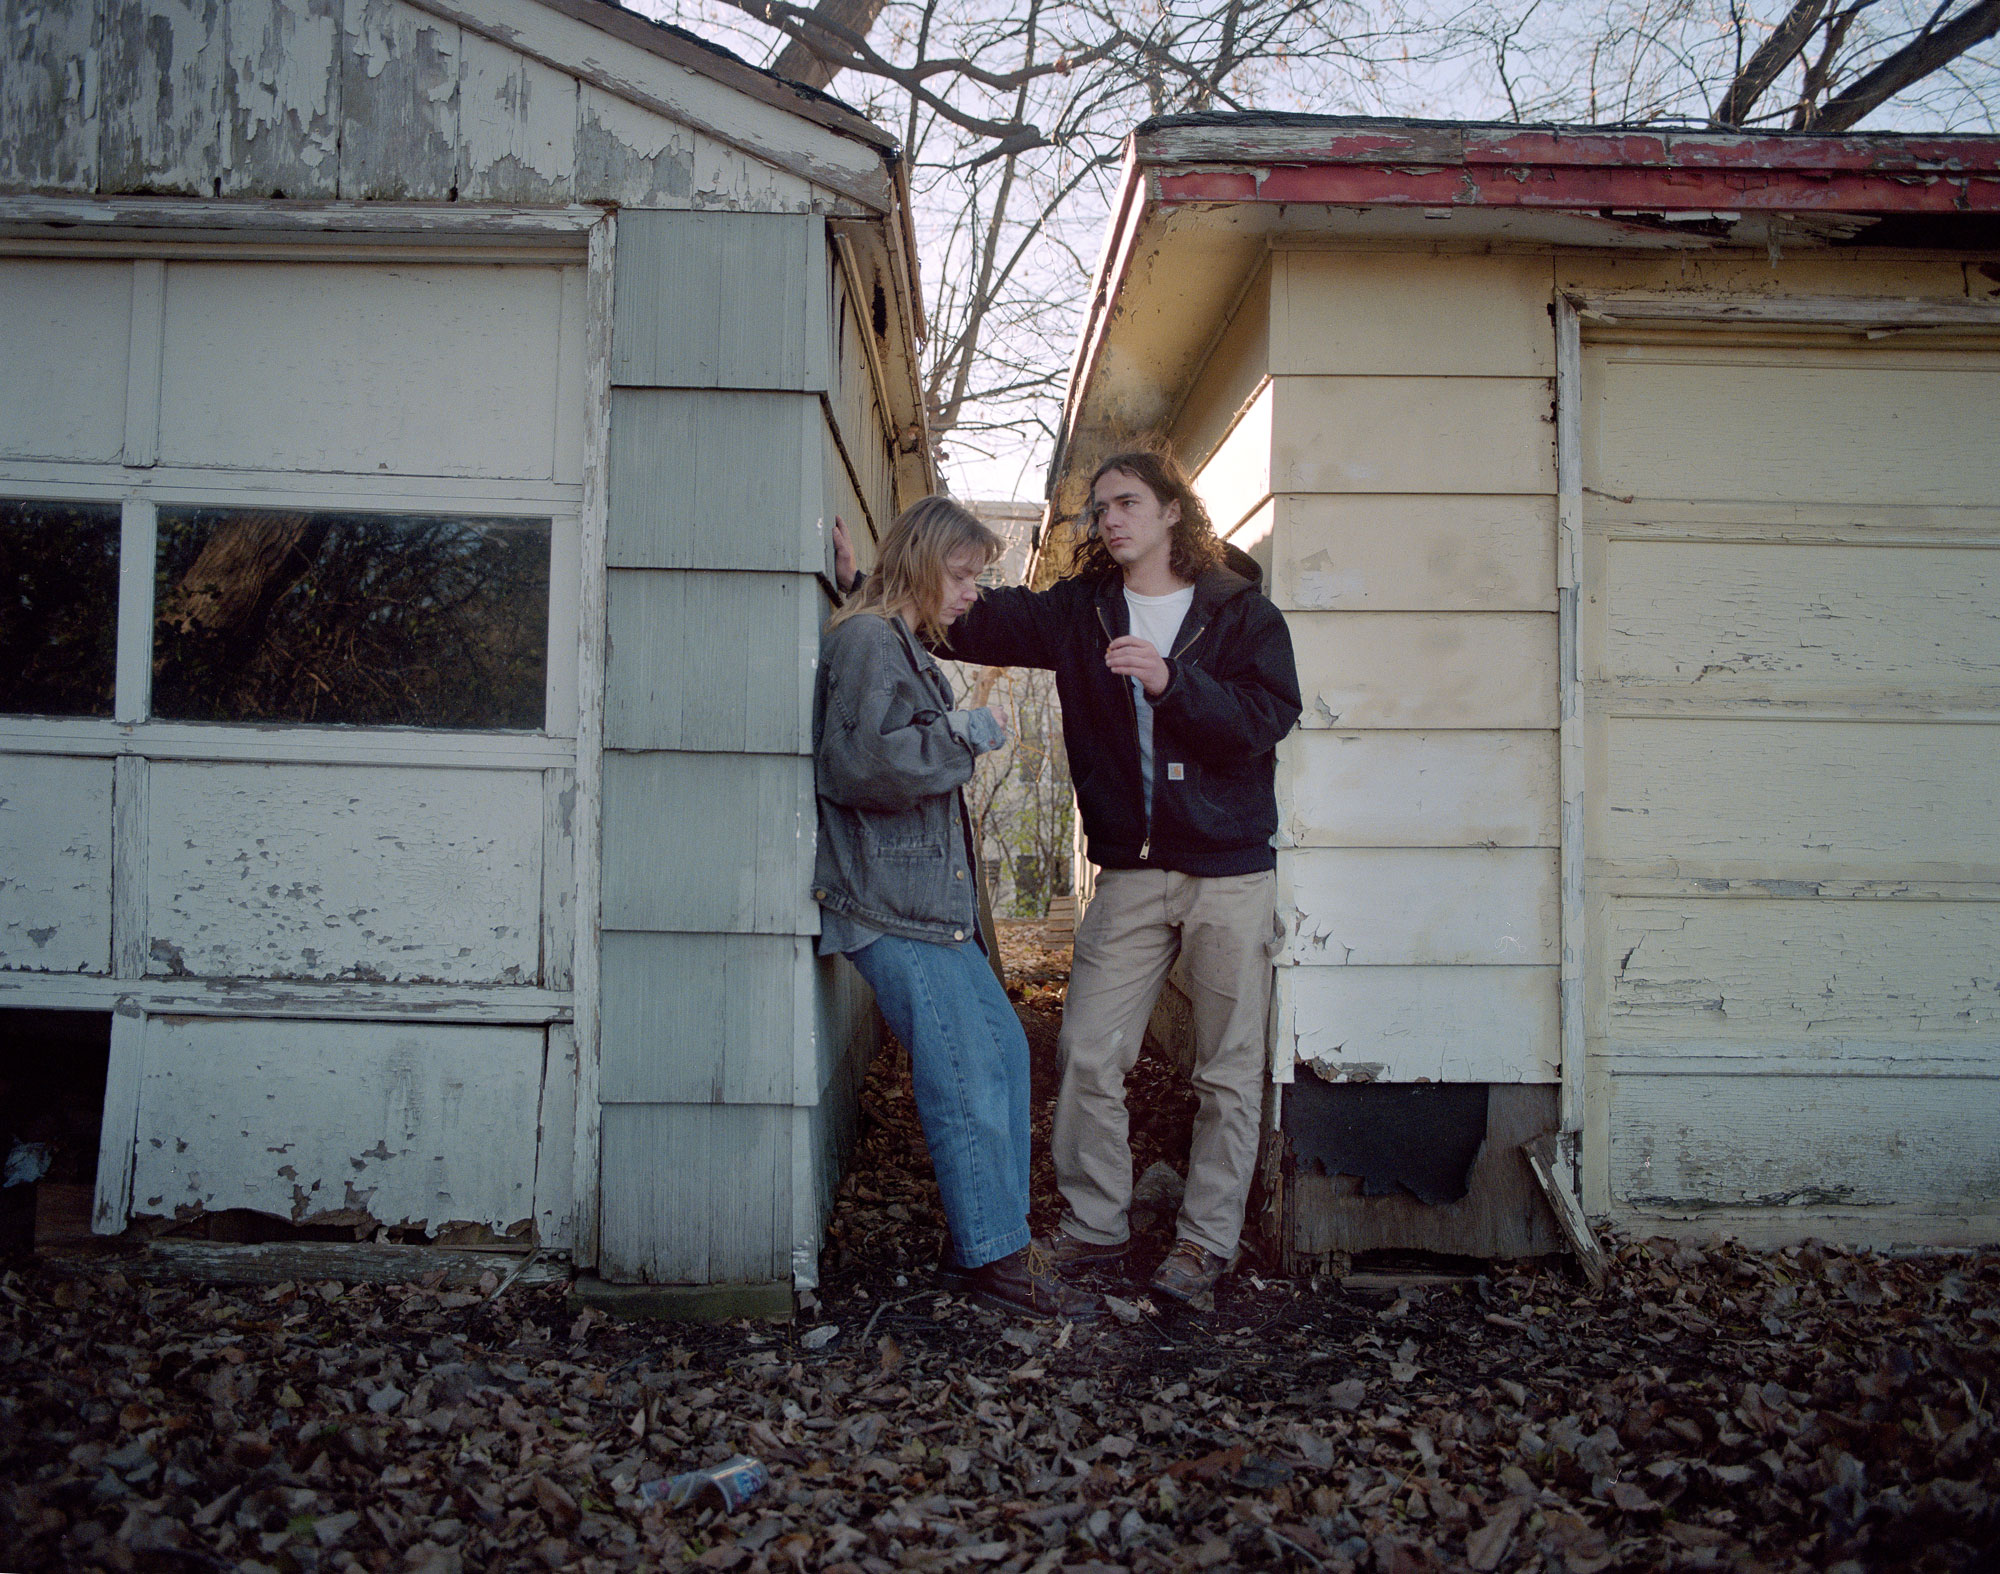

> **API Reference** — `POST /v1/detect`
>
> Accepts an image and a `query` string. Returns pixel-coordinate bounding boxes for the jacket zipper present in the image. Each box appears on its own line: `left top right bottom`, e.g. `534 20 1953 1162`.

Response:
1102 598 1215 863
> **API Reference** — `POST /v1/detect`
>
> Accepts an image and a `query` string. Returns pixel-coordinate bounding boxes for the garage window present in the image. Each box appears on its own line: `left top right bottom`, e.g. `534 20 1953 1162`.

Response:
150 507 551 730
0 500 121 718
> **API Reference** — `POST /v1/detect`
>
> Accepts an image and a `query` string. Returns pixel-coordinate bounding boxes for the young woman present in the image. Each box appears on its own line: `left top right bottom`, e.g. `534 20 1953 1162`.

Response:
813 497 1098 1320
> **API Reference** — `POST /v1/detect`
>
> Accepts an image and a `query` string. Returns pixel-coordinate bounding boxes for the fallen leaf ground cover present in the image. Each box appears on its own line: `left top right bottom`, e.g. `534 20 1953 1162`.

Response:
3 923 1997 1573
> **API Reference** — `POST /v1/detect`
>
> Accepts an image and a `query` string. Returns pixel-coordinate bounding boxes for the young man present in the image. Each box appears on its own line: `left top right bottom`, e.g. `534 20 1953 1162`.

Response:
836 451 1300 1302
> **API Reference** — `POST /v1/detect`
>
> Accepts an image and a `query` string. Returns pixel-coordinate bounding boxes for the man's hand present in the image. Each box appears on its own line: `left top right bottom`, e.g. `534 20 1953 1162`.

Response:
831 515 858 595
1105 636 1170 698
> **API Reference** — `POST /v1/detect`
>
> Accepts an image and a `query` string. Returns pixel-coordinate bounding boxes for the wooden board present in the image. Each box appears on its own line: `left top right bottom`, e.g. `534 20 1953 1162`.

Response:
146 761 544 984
0 754 114 975
597 1101 791 1284
157 260 571 480
1586 345 2000 507
1603 718 2000 876
1280 847 1558 967
0 0 99 191
1289 612 1557 729
1173 262 1270 470
1273 251 1554 378
0 260 132 463
224 0 345 200
1278 730 1557 849
128 1015 546 1232
575 83 696 208
604 569 817 753
1191 383 1273 541
599 931 813 1105
599 752 815 935
1607 1072 2000 1210
1270 494 1555 613
606 389 818 571
337 0 461 201
1274 376 1554 497
1602 540 2000 692
1278 965 1559 1084
1605 896 2000 1040
1286 1082 1563 1263
456 30 578 204
98 0 231 195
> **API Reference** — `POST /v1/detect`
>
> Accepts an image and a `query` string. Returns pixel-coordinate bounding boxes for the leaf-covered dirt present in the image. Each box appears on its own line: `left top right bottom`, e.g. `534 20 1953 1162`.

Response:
3 923 1997 1573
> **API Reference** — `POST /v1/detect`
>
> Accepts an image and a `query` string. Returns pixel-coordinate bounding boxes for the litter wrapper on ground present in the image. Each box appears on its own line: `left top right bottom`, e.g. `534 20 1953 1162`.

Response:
637 1455 768 1513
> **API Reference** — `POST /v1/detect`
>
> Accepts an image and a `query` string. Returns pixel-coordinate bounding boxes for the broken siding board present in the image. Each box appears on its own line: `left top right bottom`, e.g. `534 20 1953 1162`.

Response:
597 1102 791 1283
612 210 829 392
94 1004 145 1232
128 1015 545 1231
1605 896 2000 1039
456 29 576 203
1279 965 1560 1084
224 0 345 198
1607 1072 2000 1211
1192 382 1273 541
157 259 569 479
1274 376 1555 496
1279 847 1559 967
574 83 693 207
1278 730 1558 849
0 754 114 975
1585 346 2000 507
1603 541 2000 692
146 762 544 984
1289 612 1557 730
599 752 814 935
606 389 818 571
98 0 230 195
1273 250 1555 378
604 570 816 754
598 931 809 1104
1604 718 2000 877
540 768 575 989
0 259 132 463
0 0 99 191
1271 494 1556 613
532 1022 576 1247
337 0 460 200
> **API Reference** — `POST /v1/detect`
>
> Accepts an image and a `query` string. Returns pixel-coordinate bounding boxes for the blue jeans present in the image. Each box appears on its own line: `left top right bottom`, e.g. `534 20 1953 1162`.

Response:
849 935 1031 1269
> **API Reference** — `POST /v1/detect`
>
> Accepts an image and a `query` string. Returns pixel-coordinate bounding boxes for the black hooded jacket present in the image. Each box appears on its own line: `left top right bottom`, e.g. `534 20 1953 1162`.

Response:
940 545 1301 876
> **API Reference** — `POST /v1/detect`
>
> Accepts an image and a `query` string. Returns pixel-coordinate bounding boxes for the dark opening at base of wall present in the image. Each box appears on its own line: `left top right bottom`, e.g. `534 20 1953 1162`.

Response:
1 1008 110 1253
1281 1067 1565 1270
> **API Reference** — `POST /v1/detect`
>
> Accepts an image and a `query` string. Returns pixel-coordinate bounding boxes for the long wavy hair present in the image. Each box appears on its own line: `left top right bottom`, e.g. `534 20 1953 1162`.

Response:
828 496 1003 645
1068 447 1224 583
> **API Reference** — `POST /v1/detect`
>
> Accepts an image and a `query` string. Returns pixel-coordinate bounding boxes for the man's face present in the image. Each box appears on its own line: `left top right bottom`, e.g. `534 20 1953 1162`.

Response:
1089 468 1179 574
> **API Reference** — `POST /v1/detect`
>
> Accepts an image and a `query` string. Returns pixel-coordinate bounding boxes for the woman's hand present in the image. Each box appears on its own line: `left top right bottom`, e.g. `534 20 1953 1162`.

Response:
831 515 858 595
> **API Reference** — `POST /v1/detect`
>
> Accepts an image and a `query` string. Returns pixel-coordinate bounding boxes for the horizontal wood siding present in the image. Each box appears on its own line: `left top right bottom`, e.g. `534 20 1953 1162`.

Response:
1279 730 1557 849
1271 495 1555 613
1581 325 2000 1236
1281 848 1558 968
1279 966 1560 1084
597 1101 791 1283
1273 252 1555 380
1289 612 1557 730
1273 375 1555 496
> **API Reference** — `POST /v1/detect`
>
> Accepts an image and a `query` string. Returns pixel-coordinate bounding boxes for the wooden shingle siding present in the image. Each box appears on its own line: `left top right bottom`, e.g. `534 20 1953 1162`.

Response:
606 389 819 572
612 211 829 392
598 1101 790 1283
605 570 817 753
598 932 810 1105
600 753 815 936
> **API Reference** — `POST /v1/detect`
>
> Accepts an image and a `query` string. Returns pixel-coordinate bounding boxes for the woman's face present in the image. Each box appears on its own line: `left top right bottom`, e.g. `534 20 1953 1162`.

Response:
937 549 985 627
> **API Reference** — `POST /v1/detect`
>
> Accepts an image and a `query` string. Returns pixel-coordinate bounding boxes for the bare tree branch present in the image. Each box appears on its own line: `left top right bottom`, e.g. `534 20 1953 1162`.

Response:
1711 0 1831 123
1811 0 2000 126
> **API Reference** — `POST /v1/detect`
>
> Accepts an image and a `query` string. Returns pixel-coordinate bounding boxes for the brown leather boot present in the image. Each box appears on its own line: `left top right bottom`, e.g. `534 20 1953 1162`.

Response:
970 1241 1103 1320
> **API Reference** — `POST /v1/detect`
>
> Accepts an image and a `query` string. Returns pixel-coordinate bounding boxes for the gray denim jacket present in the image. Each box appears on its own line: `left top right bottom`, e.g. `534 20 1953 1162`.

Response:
812 612 1000 945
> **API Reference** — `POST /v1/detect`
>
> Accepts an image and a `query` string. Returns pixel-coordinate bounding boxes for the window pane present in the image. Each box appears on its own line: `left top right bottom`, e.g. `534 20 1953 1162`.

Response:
152 508 550 729
0 500 120 718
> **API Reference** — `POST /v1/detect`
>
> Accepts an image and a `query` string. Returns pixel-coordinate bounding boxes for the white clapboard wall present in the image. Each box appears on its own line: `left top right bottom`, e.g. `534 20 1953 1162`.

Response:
1578 323 2000 1239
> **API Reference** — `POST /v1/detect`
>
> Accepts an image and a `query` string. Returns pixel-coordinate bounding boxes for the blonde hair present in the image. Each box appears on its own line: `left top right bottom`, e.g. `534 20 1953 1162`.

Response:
829 496 1003 644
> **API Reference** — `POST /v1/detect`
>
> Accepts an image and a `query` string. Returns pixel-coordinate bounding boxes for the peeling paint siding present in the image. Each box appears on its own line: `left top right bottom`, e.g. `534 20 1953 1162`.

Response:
0 0 101 190
1281 966 1560 1085
1278 730 1558 850
226 0 342 196
128 1015 545 1230
691 127 812 211
1271 495 1556 614
455 28 574 203
575 82 691 207
338 0 459 199
1608 1075 2000 1211
0 260 132 463
1288 611 1557 730
1280 847 1558 968
98 0 230 196
0 755 114 974
145 762 544 983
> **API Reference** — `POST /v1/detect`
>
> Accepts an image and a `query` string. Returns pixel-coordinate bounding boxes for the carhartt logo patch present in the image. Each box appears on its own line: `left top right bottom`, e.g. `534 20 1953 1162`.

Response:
1167 763 1185 780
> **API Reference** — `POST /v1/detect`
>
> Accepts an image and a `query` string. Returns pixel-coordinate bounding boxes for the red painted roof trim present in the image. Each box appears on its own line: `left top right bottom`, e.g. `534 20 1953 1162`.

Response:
1144 122 2000 213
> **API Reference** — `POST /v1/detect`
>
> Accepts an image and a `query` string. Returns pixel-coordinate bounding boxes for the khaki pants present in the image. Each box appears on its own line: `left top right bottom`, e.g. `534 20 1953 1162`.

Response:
1053 867 1278 1259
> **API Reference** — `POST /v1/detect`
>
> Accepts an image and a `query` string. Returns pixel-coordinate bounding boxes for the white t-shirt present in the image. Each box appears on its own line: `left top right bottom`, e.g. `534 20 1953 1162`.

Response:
1123 584 1195 829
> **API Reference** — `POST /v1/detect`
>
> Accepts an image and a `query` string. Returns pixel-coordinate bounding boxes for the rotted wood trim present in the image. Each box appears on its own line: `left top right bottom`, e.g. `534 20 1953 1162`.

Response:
1575 292 2000 329
0 195 603 243
136 1240 567 1287
0 973 573 1021
1555 294 1586 1138
93 1003 144 1235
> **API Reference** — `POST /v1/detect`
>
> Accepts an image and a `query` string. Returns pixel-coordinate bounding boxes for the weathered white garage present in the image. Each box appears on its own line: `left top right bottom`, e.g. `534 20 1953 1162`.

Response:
1 0 931 1295
1044 116 2000 1256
